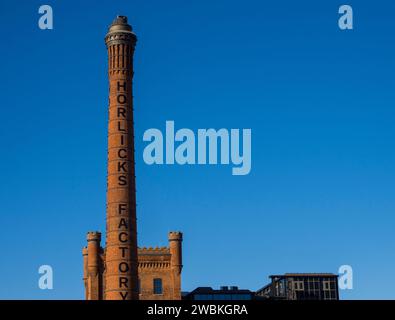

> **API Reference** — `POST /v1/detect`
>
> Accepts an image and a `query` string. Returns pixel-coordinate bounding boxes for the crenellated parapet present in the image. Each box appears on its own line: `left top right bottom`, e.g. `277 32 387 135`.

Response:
168 231 183 241
138 246 171 269
138 246 170 254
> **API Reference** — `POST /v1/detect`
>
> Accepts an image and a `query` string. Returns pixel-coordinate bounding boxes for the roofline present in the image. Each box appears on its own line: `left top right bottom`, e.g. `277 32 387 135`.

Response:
270 273 338 278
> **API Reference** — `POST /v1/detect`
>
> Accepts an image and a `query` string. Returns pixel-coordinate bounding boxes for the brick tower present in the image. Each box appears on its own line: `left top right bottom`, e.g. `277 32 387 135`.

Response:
104 15 138 300
82 16 183 301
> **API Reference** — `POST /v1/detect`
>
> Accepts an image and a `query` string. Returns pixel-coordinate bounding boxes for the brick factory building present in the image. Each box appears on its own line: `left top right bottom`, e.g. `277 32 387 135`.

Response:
82 231 182 300
82 16 183 300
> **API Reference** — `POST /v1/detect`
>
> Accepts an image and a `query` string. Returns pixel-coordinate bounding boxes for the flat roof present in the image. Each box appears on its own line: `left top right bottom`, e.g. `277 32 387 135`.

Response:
187 287 253 295
270 273 338 278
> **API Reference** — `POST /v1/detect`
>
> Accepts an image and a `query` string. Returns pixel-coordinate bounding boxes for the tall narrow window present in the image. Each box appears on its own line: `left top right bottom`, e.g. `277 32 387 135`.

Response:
323 280 330 291
294 281 304 291
153 278 163 294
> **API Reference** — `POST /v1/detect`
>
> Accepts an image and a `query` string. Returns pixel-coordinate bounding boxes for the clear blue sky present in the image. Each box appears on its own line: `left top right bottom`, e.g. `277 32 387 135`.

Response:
0 0 394 299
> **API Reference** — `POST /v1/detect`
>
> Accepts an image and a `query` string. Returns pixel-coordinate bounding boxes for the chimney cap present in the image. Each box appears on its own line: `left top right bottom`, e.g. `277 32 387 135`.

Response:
105 15 137 46
114 15 128 23
108 15 133 33
112 15 129 26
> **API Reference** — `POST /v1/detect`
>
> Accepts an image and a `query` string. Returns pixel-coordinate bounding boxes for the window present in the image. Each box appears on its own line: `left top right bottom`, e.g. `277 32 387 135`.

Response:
153 278 163 294
323 280 330 291
294 281 304 291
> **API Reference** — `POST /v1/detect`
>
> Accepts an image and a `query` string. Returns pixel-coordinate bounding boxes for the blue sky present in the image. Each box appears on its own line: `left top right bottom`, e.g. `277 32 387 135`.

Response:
0 0 394 299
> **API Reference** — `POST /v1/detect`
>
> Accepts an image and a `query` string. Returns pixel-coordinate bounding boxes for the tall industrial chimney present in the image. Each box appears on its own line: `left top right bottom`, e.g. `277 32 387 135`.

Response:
104 15 138 300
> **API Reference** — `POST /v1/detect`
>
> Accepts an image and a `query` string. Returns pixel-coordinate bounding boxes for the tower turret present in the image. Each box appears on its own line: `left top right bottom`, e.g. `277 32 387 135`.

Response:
169 231 183 299
86 231 103 300
169 231 183 274
82 246 88 300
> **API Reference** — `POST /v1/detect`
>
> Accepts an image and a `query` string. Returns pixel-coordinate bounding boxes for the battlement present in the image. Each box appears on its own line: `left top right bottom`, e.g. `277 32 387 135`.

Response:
87 231 101 242
168 231 183 241
138 246 170 254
